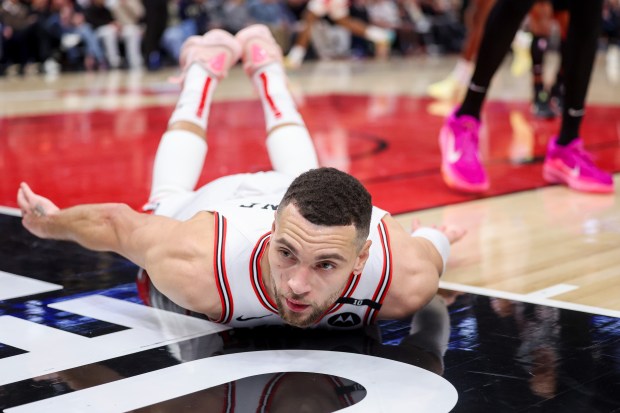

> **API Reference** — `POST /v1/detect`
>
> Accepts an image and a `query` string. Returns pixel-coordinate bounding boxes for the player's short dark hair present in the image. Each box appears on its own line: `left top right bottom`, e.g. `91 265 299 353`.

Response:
278 168 372 247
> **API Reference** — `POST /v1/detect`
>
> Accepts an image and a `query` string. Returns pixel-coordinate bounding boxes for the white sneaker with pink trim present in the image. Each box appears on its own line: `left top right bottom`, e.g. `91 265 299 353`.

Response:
235 24 283 77
178 29 242 81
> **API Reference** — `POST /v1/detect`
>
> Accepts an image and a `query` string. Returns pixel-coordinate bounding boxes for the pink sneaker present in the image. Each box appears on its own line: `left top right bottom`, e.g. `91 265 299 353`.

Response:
235 24 283 77
177 29 242 81
439 111 489 192
543 137 614 193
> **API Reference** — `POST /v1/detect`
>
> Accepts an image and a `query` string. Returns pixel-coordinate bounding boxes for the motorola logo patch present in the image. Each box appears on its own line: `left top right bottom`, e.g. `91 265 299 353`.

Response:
328 312 361 327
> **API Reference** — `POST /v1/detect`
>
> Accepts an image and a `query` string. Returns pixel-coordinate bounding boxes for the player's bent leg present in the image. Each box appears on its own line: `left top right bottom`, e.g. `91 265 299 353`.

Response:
237 25 319 177
147 30 242 210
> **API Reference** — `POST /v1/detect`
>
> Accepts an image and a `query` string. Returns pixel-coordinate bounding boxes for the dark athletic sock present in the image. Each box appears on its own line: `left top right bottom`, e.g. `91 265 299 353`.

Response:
557 0 604 146
457 0 535 119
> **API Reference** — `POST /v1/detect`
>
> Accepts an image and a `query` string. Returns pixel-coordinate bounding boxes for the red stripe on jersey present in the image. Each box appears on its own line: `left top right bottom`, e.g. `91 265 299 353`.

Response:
259 72 282 119
325 272 361 315
196 76 213 118
259 373 287 413
212 212 234 323
364 219 393 324
250 233 278 313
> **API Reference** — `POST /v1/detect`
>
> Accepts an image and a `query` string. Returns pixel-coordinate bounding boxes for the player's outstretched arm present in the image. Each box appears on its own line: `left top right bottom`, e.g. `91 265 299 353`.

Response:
18 182 218 314
17 182 179 269
378 215 466 320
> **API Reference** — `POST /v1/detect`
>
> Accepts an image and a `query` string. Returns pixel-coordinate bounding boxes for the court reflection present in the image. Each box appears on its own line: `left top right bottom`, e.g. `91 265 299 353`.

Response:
24 292 450 412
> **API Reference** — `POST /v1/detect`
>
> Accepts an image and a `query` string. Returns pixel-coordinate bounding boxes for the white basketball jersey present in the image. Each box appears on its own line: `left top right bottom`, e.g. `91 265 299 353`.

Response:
158 172 393 329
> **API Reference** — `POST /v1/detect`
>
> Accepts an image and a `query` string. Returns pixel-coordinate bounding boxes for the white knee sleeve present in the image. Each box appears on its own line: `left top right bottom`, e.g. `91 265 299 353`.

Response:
266 125 319 177
149 130 208 201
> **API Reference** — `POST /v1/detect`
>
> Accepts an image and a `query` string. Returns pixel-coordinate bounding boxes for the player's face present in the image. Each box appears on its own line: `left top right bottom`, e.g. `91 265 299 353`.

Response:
268 204 370 328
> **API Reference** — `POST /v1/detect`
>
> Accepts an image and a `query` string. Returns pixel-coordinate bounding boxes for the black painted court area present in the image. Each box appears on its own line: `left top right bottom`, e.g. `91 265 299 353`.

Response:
1 213 619 412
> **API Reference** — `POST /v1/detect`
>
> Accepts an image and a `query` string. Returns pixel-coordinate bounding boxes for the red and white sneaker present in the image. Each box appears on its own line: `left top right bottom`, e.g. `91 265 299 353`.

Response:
177 29 242 81
543 137 614 193
235 24 283 77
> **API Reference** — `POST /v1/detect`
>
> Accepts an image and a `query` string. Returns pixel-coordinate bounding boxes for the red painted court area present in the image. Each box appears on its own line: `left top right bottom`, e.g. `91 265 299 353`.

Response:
1 94 619 214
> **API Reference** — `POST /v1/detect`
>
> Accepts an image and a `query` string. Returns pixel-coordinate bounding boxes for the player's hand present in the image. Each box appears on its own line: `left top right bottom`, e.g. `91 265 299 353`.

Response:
17 182 59 238
411 218 466 245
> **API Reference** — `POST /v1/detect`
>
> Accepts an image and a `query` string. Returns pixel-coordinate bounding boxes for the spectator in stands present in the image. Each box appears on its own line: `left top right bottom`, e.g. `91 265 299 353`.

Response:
28 0 62 75
84 0 117 68
0 0 36 75
45 0 106 71
247 0 294 52
216 0 255 34
284 0 394 68
602 0 620 82
142 0 168 70
109 0 144 70
161 0 209 63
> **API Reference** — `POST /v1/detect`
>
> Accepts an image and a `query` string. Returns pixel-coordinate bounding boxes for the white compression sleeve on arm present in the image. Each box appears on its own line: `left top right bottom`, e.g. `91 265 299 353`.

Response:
411 227 450 276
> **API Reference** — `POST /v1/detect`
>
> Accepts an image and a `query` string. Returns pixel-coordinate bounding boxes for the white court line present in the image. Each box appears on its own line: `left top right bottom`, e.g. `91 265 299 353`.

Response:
439 281 620 319
6 350 457 413
0 90 57 101
525 283 579 299
0 296 230 386
0 206 21 216
0 271 62 300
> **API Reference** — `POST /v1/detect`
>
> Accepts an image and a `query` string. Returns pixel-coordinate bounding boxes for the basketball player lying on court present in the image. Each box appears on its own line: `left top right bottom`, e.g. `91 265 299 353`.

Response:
17 25 465 329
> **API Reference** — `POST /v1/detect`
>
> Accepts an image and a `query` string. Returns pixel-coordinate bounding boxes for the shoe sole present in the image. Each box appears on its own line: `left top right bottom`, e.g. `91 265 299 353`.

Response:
235 24 282 76
179 30 242 80
543 166 614 194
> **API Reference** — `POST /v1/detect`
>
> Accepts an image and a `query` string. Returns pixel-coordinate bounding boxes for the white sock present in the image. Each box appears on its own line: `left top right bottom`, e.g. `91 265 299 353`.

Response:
452 58 474 86
364 25 392 43
252 62 303 131
267 125 319 177
286 45 307 68
168 64 219 129
149 130 208 201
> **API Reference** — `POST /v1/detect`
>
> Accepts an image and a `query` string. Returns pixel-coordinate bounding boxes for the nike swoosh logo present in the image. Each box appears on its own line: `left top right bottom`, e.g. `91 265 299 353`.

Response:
236 314 273 322
447 133 462 164
568 108 585 117
569 165 580 178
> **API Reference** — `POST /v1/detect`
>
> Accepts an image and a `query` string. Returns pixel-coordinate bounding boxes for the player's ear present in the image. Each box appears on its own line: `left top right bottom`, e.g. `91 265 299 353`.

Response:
353 240 372 275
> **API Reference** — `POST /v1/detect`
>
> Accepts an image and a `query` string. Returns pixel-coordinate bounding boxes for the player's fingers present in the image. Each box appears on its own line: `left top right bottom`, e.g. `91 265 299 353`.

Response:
17 188 28 210
20 182 34 203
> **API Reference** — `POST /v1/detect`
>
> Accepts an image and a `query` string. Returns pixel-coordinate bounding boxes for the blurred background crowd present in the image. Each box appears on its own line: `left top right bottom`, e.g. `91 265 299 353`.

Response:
1 0 619 77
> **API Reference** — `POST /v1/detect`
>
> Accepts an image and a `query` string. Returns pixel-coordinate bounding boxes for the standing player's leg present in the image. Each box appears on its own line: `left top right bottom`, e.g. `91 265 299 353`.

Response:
145 30 242 210
438 0 534 193
236 24 319 178
285 0 393 69
427 0 495 101
528 1 556 119
543 0 614 193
